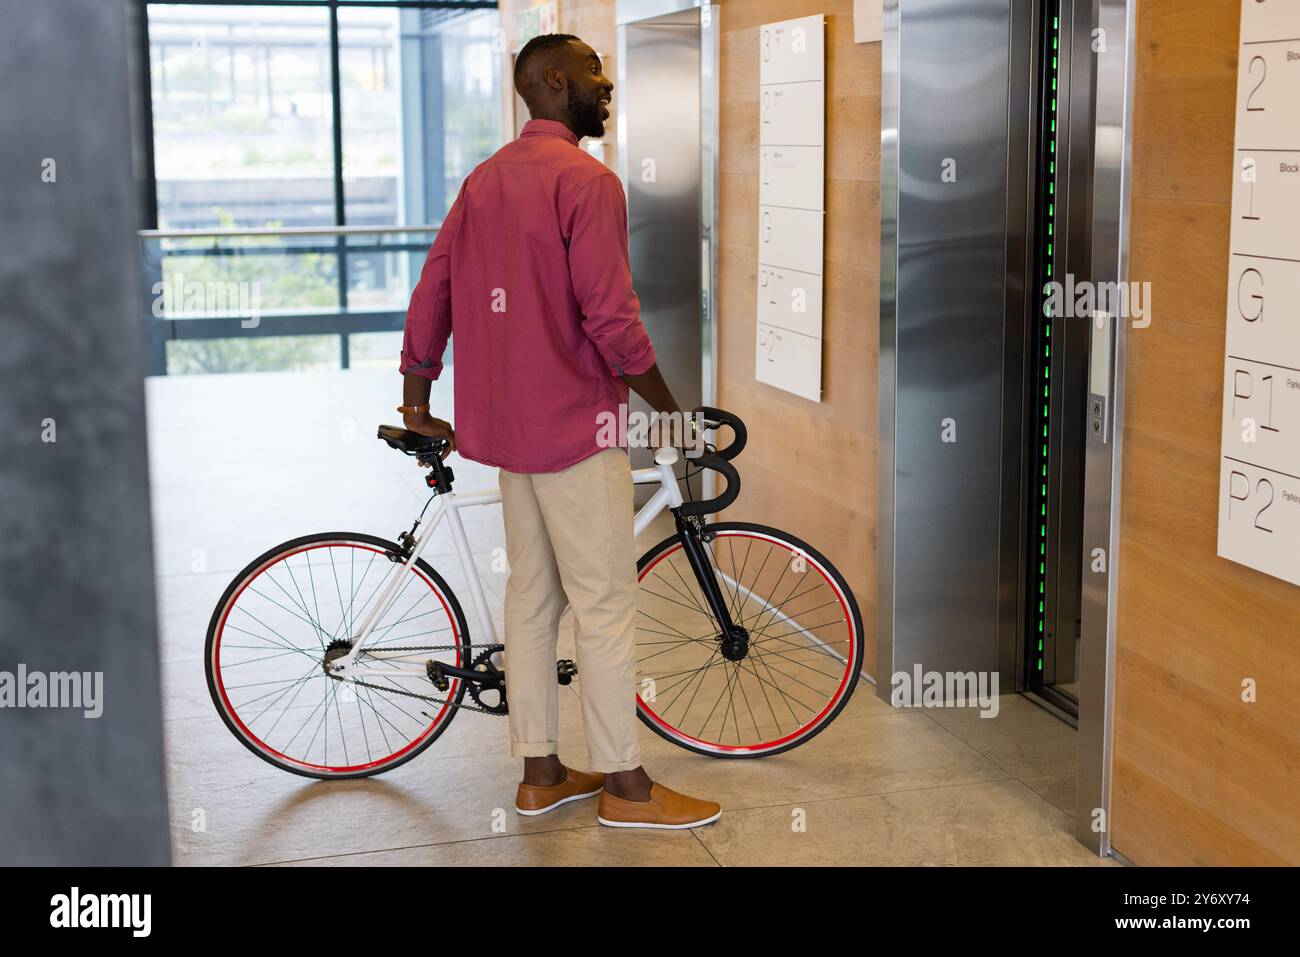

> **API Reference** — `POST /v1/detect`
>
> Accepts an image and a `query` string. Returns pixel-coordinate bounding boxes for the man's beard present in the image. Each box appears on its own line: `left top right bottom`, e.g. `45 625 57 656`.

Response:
567 86 605 138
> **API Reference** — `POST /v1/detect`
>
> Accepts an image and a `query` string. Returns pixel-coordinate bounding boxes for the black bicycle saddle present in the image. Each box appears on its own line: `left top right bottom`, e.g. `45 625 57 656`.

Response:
377 424 447 455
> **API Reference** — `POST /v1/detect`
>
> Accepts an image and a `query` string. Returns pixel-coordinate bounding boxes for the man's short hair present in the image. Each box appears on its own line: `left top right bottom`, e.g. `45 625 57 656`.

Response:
514 33 581 86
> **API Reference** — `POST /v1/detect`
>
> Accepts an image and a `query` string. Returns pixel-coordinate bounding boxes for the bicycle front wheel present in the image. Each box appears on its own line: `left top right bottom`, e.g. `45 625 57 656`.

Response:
205 532 470 779
634 522 864 758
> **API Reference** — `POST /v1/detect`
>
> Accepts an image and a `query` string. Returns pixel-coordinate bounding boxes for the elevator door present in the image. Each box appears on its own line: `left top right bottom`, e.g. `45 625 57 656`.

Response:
880 0 1093 715
880 0 1024 686
618 5 708 487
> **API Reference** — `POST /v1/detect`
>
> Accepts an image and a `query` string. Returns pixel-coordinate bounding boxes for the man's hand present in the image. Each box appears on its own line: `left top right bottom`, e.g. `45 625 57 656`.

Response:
622 363 687 454
402 411 456 460
648 410 691 454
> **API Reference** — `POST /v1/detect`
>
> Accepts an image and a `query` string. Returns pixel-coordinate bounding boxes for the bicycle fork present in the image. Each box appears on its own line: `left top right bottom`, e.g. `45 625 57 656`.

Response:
672 510 748 662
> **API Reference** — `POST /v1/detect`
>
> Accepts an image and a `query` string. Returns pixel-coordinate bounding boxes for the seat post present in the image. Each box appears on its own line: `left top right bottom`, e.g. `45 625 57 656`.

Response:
423 453 454 495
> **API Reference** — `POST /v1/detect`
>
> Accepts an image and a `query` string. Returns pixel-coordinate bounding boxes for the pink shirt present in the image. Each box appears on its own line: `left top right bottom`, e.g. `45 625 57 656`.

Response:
400 119 656 473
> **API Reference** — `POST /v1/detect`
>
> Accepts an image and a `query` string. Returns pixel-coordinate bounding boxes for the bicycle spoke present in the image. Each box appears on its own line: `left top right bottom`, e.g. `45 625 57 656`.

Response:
635 607 710 643
329 679 349 768
357 683 395 756
736 644 787 729
231 668 320 718
639 582 719 621
352 681 374 766
280 558 331 649
250 664 321 730
664 559 714 622
660 648 722 725
220 621 323 666
327 547 350 645
243 581 330 650
699 657 742 740
304 553 328 652
344 554 395 642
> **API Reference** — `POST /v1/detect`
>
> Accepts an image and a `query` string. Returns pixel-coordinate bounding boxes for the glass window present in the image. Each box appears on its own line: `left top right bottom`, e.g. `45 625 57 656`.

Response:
346 330 406 370
337 6 503 308
159 238 342 314
338 5 502 225
144 2 504 376
148 4 335 230
166 335 339 375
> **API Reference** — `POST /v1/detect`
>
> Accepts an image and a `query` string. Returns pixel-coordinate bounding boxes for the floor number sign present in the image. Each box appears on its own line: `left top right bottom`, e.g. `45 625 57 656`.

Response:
1219 1 1300 586
756 15 825 402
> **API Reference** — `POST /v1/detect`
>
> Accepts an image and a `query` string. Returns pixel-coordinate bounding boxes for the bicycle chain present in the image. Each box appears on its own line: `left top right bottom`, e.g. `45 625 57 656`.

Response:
327 643 508 717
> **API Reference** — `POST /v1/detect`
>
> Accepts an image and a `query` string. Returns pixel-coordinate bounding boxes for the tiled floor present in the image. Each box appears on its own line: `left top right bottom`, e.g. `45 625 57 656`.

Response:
147 368 1110 866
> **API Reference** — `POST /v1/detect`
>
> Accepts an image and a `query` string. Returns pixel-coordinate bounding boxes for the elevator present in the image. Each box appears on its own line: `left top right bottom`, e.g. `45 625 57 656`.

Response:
878 0 1105 721
616 0 719 490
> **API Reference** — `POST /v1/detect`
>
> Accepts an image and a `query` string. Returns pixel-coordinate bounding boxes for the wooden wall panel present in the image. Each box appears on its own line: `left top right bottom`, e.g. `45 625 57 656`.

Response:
716 1 879 674
497 1 881 674
1113 0 1300 865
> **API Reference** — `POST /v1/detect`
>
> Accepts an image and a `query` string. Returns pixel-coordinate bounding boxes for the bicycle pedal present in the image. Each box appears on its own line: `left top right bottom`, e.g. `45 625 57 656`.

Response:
426 660 450 692
556 659 577 685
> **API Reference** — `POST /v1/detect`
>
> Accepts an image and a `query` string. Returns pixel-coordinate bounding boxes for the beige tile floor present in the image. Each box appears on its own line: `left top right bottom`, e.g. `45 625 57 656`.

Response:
147 367 1110 867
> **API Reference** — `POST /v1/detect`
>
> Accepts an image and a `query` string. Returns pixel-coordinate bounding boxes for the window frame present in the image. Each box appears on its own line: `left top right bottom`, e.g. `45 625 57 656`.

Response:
135 0 498 373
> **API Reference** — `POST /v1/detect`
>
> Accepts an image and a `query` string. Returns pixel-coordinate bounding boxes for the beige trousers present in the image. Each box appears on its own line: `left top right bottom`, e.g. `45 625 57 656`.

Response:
497 448 642 773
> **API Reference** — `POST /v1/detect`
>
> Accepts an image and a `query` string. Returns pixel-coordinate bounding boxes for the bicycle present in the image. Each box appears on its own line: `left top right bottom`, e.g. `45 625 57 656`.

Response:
205 407 864 779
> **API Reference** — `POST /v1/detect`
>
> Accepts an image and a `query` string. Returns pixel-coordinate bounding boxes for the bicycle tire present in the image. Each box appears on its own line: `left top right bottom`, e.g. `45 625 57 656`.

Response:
205 531 470 779
633 521 864 758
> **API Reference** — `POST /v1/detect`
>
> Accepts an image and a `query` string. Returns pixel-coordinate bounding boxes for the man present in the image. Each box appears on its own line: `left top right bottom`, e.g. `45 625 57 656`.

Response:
398 34 719 830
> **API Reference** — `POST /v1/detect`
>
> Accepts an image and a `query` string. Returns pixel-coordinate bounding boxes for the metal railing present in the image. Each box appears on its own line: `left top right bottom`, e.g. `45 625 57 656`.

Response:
139 223 443 240
139 223 439 375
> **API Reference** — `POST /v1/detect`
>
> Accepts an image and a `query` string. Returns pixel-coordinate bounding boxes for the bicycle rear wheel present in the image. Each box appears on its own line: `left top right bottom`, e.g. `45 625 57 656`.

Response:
205 532 469 779
634 522 863 757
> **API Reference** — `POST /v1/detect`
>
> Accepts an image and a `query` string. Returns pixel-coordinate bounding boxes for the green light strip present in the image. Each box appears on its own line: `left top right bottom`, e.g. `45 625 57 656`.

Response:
1032 9 1062 675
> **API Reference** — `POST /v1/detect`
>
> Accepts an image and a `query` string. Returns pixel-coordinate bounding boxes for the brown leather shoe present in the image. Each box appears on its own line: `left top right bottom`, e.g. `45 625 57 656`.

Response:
515 767 605 816
597 783 722 829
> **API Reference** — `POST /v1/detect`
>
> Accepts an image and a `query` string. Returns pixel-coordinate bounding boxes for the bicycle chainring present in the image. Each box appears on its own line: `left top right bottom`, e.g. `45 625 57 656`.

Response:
465 647 509 715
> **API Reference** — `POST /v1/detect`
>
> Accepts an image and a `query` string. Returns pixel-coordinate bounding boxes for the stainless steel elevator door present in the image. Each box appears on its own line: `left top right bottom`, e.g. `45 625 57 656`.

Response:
621 11 703 481
884 0 1022 684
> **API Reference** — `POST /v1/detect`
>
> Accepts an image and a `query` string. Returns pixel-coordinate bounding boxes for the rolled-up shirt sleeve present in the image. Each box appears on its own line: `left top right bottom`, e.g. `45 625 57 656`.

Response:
400 185 465 380
564 172 657 378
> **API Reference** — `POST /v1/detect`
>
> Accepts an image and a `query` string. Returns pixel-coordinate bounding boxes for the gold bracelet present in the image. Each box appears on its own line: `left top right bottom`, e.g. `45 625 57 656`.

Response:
397 404 429 415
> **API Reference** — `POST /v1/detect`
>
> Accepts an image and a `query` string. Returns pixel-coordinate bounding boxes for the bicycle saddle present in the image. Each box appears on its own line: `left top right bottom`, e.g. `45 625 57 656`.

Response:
377 424 447 455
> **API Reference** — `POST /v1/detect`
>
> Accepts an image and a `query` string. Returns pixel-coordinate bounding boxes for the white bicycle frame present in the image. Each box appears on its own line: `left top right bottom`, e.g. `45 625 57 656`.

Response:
329 448 685 680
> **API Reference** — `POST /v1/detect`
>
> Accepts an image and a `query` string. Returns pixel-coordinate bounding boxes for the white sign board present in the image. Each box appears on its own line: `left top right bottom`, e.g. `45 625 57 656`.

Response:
1218 1 1300 586
756 14 825 403
853 0 882 43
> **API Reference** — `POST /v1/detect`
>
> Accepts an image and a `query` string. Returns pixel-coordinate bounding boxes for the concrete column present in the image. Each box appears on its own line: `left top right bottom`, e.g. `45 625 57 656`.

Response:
0 0 170 864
